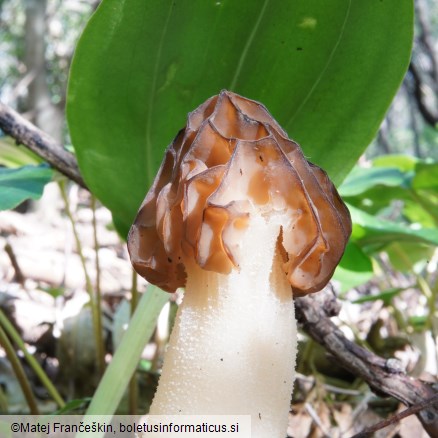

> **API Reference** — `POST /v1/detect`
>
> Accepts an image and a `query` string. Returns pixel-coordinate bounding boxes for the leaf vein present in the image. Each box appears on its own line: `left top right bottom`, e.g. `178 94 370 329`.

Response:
286 0 352 127
145 1 174 185
229 0 270 91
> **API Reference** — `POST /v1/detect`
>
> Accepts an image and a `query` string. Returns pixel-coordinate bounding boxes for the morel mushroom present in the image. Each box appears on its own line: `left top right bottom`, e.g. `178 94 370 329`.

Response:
128 90 351 437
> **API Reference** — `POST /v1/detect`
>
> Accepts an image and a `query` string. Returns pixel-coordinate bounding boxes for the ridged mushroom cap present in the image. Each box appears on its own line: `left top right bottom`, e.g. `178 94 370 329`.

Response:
128 90 351 296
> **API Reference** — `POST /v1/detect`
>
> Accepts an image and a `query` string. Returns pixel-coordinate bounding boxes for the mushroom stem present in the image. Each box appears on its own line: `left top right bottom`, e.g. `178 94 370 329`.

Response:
149 215 297 437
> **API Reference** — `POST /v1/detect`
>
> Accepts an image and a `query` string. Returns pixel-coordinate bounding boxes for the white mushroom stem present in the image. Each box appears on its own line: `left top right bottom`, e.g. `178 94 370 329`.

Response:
149 215 298 437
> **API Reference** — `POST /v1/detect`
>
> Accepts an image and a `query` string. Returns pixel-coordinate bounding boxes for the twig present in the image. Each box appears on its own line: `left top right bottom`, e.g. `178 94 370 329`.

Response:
295 290 438 438
91 195 105 376
350 393 438 438
0 101 87 188
4 242 25 285
59 181 105 375
305 402 330 437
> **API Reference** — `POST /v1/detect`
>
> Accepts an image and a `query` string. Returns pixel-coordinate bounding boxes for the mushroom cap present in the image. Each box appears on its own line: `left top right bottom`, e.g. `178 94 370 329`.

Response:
128 90 351 296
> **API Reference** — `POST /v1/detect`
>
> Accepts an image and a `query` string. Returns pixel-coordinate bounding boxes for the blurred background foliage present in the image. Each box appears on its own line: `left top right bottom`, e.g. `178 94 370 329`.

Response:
0 0 437 435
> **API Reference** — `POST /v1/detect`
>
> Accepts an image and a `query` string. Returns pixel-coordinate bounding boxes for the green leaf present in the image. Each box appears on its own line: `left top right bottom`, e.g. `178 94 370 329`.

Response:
339 166 409 197
372 154 418 172
345 185 411 216
349 204 438 249
409 162 438 225
339 158 438 225
0 137 41 168
340 164 412 214
40 286 66 299
67 0 413 237
409 315 427 331
403 199 436 228
51 398 91 415
83 286 168 417
385 241 434 273
0 164 53 211
333 241 373 292
412 162 438 190
352 287 407 305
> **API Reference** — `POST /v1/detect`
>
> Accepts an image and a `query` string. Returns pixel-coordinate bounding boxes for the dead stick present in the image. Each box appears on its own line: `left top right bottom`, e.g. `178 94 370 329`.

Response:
4 243 25 285
350 393 438 437
0 101 87 189
295 291 438 437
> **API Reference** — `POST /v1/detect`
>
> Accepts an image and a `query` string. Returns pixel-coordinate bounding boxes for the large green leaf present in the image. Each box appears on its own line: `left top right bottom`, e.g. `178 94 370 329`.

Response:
67 0 413 237
0 164 53 211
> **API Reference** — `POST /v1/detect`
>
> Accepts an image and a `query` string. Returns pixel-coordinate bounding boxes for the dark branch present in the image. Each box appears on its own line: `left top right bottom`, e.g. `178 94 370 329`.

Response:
0 101 87 189
295 291 438 437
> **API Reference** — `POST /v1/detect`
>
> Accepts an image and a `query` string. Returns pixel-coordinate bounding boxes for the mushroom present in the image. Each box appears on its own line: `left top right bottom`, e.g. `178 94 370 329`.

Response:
128 90 351 436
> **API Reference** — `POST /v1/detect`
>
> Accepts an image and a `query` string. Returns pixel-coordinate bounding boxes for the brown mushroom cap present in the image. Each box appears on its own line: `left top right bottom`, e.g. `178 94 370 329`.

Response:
128 90 351 296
